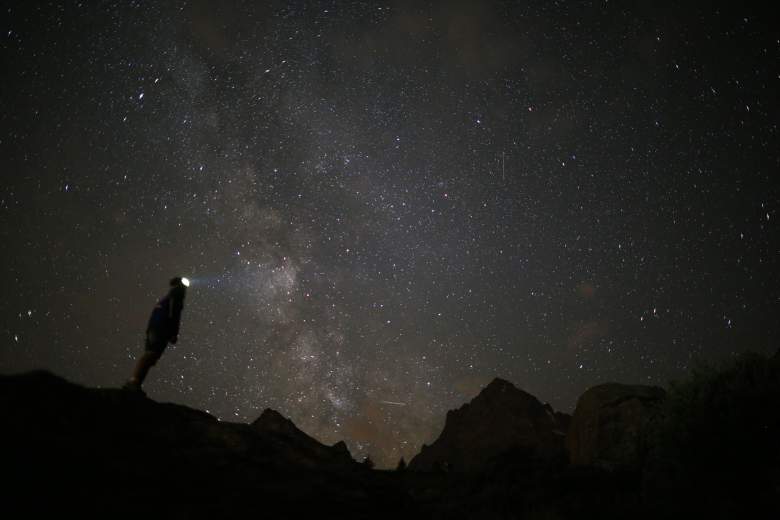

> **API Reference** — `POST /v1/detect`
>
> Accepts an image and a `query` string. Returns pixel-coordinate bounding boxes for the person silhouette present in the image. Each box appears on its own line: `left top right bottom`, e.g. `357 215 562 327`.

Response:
123 276 189 394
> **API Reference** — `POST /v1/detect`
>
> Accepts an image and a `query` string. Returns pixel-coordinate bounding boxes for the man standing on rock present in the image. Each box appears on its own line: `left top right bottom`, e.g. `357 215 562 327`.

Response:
123 276 189 394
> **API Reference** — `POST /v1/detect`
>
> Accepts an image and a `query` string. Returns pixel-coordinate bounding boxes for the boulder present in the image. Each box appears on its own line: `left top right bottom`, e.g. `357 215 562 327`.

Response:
566 383 666 470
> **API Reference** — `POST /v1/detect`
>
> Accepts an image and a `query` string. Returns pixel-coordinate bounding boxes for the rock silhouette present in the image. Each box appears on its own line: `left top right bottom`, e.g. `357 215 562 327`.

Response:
0 371 410 518
409 378 570 472
251 408 355 468
2 353 778 518
566 383 666 469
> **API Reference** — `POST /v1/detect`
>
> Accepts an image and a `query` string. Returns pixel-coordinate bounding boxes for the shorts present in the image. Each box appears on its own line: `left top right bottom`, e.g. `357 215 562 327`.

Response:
144 329 169 354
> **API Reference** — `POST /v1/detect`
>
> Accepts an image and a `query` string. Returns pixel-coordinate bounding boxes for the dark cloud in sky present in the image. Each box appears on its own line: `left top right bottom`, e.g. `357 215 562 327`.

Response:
1 1 777 466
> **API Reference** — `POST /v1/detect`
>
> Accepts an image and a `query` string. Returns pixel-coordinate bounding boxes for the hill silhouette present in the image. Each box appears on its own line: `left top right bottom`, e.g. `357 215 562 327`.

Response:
0 371 410 518
2 350 778 518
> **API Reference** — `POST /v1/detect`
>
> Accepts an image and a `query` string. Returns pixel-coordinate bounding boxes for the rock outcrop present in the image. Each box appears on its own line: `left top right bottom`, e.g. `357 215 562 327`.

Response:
3 361 774 518
252 408 354 468
566 383 666 469
409 378 570 472
0 371 404 518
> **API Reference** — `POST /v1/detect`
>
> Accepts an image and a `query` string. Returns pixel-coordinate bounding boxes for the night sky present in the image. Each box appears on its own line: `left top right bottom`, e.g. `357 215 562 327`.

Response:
1 1 778 467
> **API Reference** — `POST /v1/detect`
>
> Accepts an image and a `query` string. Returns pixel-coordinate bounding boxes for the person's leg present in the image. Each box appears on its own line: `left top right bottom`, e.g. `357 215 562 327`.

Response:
125 330 165 389
131 350 161 385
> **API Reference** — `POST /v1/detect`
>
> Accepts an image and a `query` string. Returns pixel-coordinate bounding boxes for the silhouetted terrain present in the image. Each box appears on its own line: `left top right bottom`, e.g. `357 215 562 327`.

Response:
0 371 410 519
410 378 570 472
2 350 778 518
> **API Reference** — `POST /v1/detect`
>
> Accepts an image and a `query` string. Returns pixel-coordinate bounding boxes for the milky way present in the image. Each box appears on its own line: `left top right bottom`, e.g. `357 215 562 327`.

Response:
1 1 778 466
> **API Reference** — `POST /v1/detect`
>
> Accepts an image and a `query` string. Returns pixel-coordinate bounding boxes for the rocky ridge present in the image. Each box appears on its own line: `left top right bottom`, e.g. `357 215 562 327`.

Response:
3 350 778 518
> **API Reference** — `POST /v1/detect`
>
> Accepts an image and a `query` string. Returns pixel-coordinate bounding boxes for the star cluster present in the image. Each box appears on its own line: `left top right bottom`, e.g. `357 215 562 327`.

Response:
1 1 777 467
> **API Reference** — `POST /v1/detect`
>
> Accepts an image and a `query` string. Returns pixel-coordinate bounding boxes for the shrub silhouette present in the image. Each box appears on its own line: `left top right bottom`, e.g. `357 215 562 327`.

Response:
644 351 780 515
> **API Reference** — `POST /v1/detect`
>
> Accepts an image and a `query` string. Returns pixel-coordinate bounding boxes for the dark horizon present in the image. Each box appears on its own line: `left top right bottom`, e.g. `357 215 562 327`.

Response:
1 1 777 467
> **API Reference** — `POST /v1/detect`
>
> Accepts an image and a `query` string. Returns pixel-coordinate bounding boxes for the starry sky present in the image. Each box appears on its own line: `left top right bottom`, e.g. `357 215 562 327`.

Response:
1 1 778 467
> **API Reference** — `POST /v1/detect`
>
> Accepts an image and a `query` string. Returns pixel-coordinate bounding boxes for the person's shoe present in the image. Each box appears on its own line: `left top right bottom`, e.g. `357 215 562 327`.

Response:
122 380 146 396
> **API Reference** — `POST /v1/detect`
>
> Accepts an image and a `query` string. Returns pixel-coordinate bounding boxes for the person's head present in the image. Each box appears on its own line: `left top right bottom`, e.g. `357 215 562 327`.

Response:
169 276 189 297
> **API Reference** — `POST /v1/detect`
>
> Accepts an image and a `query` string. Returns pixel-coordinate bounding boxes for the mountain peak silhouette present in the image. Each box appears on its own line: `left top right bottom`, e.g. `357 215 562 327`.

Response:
410 377 570 472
